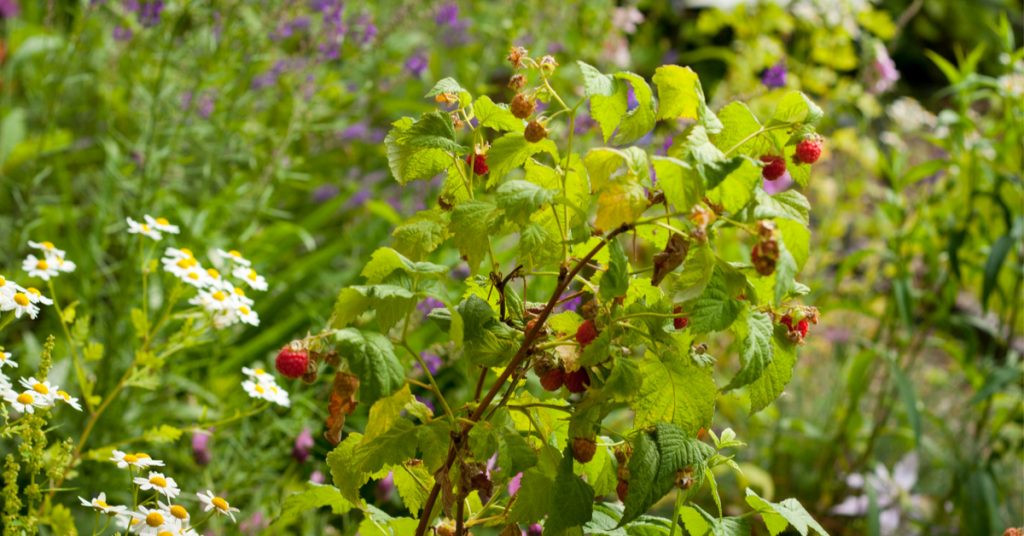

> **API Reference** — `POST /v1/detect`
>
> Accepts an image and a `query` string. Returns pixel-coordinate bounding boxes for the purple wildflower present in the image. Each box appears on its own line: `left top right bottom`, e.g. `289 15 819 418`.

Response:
561 294 582 312
338 122 371 141
866 42 900 94
435 3 459 26
191 429 213 466
763 171 793 195
405 51 429 77
574 114 597 135
527 524 543 536
112 26 133 41
310 184 340 204
761 61 787 89
508 472 523 496
309 470 325 484
0 0 19 18
356 14 377 44
292 427 315 463
317 0 345 61
138 0 163 27
375 472 395 502
626 84 638 111
451 264 470 280
239 512 268 535
416 297 444 317
414 352 443 376
122 0 138 12
197 93 215 119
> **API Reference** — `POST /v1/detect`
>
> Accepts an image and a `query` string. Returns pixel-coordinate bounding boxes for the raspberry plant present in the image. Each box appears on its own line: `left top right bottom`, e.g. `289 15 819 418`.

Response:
291 49 829 535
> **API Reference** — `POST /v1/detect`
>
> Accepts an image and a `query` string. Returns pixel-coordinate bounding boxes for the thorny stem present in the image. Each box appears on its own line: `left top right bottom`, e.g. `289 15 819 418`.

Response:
413 223 633 536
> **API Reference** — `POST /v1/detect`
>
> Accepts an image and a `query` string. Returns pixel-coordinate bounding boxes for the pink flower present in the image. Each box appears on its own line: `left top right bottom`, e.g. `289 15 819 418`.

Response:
293 427 314 463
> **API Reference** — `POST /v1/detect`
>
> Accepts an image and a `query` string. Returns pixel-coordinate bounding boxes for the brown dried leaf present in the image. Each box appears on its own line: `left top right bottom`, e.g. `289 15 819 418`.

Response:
651 232 691 286
324 371 359 445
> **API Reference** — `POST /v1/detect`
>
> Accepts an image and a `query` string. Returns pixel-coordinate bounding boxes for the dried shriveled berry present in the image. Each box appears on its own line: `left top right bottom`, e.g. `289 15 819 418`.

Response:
751 239 780 276
510 93 535 119
524 120 548 143
571 437 597 464
616 479 629 502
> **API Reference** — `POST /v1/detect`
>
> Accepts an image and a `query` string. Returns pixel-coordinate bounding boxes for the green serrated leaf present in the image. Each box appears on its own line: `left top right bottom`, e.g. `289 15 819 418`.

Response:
634 354 715 434
687 268 743 333
273 484 353 528
334 328 405 405
744 488 829 536
653 65 700 121
724 311 774 391
496 179 557 225
474 95 523 132
449 200 501 272
487 133 559 184
600 239 630 300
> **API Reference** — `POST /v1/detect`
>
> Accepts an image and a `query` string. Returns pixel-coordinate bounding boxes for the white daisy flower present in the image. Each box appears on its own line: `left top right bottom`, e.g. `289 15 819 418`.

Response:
0 350 17 369
28 240 66 258
56 389 83 411
227 284 254 306
126 217 162 241
232 267 268 291
24 287 53 306
4 390 45 413
203 267 223 285
0 373 10 391
0 275 24 299
163 247 195 261
128 506 181 535
163 503 191 524
110 450 165 469
212 310 239 330
196 490 240 522
242 379 289 407
18 377 58 405
144 215 180 235
78 493 127 515
134 471 181 499
215 248 252 267
189 288 235 312
162 254 200 279
178 265 211 288
8 292 40 319
22 254 59 280
241 366 273 382
236 304 259 326
51 254 77 273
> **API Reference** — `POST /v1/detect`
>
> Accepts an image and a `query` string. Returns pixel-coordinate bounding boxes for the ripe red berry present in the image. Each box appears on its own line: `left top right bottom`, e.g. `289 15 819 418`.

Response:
796 319 810 338
616 479 629 502
564 368 591 393
571 437 597 464
275 346 309 379
673 306 688 330
575 319 598 348
795 138 823 164
539 368 565 391
465 153 488 175
760 155 787 181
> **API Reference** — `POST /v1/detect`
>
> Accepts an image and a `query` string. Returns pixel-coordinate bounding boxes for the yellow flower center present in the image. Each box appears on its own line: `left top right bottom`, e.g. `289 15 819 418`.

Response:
207 268 220 279
158 532 173 536
32 382 49 395
239 306 251 315
95 499 109 508
254 368 265 375
27 287 41 297
233 287 245 296
176 258 197 269
16 392 33 404
58 390 70 400
156 217 170 226
123 454 138 463
211 497 229 511
255 384 265 394
13 293 29 306
41 241 55 249
212 290 227 301
179 248 194 257
36 259 48 270
169 505 188 519
136 453 150 459
0 276 7 286
145 511 164 527
188 272 200 280
141 224 151 231
247 269 258 281
149 475 168 487
229 249 242 258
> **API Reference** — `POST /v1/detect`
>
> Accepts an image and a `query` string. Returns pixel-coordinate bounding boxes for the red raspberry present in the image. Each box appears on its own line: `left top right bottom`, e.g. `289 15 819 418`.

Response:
564 368 591 393
575 319 598 348
673 306 688 330
760 155 787 181
616 480 629 502
275 346 309 379
539 368 564 391
795 138 823 164
571 437 597 464
796 319 810 338
465 153 488 175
